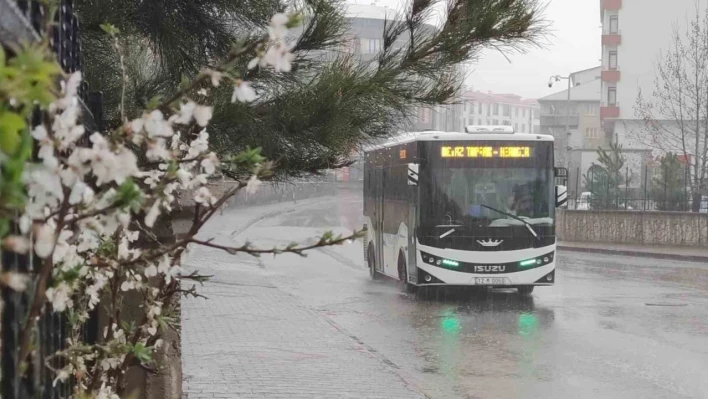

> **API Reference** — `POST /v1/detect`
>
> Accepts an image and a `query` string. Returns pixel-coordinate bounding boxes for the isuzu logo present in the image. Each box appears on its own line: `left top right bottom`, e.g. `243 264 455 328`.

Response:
474 265 506 273
477 239 503 247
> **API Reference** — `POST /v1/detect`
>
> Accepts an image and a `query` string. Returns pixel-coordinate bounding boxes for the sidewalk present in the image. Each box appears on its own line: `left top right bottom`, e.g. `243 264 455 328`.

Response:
180 198 426 399
558 240 708 262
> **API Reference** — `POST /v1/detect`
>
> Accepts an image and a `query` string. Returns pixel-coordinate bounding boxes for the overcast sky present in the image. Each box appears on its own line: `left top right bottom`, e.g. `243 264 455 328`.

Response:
361 0 601 99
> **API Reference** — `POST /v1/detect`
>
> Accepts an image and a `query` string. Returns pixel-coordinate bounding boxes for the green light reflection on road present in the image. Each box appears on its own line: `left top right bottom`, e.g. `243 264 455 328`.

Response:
518 312 538 336
440 311 461 335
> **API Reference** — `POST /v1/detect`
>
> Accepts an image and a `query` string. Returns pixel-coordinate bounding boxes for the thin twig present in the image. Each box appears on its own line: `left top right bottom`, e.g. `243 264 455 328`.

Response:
189 229 366 257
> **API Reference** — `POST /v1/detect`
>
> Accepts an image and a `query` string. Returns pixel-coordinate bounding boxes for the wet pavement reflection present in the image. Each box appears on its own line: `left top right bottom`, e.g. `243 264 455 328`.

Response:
231 190 708 398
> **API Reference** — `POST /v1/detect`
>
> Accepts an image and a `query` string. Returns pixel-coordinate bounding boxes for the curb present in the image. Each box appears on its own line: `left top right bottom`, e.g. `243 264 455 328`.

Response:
557 245 708 263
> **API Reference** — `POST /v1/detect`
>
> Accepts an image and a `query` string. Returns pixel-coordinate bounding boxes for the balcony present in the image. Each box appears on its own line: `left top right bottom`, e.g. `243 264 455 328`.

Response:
540 115 580 127
600 103 620 119
602 30 622 46
601 0 622 10
601 69 621 82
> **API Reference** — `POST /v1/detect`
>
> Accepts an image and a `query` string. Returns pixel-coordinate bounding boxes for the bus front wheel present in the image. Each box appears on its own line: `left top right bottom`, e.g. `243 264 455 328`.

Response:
368 245 379 280
398 254 417 293
517 286 534 295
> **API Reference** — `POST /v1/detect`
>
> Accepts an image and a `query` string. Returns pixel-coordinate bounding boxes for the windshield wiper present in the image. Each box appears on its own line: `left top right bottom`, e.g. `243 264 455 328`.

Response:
479 205 538 239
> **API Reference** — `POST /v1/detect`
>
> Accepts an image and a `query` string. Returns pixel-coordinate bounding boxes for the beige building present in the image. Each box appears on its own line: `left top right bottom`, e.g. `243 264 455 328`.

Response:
539 75 607 195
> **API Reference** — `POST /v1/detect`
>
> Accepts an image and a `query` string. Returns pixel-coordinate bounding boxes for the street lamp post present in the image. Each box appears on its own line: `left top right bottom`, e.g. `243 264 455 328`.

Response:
548 74 572 169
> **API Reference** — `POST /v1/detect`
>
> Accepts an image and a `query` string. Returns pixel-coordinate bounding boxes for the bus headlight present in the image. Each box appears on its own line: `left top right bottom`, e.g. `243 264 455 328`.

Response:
519 252 555 268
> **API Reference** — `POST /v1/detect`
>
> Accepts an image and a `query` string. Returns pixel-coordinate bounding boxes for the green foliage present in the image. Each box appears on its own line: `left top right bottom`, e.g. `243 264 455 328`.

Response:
583 142 627 210
129 342 152 364
76 0 549 176
114 178 144 211
0 43 61 230
651 153 690 211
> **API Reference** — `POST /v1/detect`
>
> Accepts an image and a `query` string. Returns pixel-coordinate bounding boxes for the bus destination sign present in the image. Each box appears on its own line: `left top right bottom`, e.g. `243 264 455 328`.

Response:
440 146 531 158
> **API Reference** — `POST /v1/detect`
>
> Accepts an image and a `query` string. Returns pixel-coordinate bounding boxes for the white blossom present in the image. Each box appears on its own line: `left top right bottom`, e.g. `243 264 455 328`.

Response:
144 264 158 278
2 235 30 254
231 81 257 103
2 272 30 291
246 174 262 195
194 187 216 205
52 369 70 387
100 358 121 371
69 181 94 205
34 223 56 258
143 110 173 138
145 201 161 228
96 382 120 399
210 71 222 87
146 139 171 161
201 153 219 175
46 282 73 312
176 168 192 186
194 105 213 127
19 214 30 234
129 117 144 135
262 42 295 73
174 101 196 125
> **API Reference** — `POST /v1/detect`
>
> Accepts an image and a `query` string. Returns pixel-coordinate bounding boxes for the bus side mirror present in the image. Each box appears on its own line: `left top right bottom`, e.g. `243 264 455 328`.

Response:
555 185 568 208
407 163 419 186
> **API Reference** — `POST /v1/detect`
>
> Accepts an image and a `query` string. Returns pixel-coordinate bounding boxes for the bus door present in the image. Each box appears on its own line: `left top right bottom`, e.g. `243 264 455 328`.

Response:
374 167 385 274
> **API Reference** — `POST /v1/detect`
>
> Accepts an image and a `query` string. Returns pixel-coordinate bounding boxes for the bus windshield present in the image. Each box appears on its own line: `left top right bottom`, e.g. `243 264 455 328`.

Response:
422 167 554 228
417 140 555 247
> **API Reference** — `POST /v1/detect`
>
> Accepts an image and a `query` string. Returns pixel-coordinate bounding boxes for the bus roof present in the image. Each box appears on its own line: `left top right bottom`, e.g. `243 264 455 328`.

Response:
363 130 554 151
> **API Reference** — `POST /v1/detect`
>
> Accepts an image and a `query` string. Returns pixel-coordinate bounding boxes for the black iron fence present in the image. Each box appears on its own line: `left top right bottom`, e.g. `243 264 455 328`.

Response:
1 1 102 397
564 164 707 212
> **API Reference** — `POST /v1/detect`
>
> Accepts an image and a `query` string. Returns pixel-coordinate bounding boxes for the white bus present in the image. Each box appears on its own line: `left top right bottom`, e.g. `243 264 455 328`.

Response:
362 126 568 295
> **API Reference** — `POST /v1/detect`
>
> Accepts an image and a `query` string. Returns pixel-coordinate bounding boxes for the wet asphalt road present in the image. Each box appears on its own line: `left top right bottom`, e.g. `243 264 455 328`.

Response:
224 189 708 399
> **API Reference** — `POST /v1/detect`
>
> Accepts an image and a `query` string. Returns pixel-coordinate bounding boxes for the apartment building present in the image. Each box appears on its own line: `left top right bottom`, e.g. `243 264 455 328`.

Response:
600 0 707 147
431 90 540 133
538 76 603 171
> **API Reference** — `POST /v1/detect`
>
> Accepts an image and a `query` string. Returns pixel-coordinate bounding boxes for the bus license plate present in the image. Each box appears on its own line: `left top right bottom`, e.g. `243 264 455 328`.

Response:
475 277 507 285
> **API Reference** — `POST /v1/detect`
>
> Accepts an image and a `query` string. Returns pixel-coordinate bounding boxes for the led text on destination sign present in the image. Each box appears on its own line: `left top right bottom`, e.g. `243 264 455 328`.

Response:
440 146 531 158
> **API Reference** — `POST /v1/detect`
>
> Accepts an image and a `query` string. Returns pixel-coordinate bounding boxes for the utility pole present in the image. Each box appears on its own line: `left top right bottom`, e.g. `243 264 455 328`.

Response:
548 74 572 169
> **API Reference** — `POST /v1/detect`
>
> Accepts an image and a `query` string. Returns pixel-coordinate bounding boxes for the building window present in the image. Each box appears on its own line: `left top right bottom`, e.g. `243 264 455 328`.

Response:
585 128 599 139
609 15 619 34
369 39 381 53
514 123 518 132
522 124 526 132
502 120 511 126
586 104 598 115
478 119 482 125
533 109 539 119
515 108 519 117
608 87 617 106
503 104 511 117
493 103 499 115
492 119 499 125
478 103 482 114
522 108 526 117
609 51 618 70
360 38 369 53
486 104 490 116
468 101 474 114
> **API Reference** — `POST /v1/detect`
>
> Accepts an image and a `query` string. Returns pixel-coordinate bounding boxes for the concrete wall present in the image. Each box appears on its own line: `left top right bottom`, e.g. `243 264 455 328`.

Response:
557 209 708 246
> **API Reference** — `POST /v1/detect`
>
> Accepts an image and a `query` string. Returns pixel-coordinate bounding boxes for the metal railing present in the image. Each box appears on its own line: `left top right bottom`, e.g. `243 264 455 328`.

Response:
564 164 707 212
1 1 102 397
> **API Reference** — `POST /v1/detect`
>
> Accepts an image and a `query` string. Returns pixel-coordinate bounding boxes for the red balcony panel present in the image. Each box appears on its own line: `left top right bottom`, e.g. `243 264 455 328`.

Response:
602 34 622 46
601 70 621 82
600 106 620 119
601 0 622 10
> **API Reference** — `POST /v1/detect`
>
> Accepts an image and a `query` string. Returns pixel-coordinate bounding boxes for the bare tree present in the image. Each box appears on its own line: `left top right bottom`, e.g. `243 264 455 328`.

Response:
633 1 708 211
